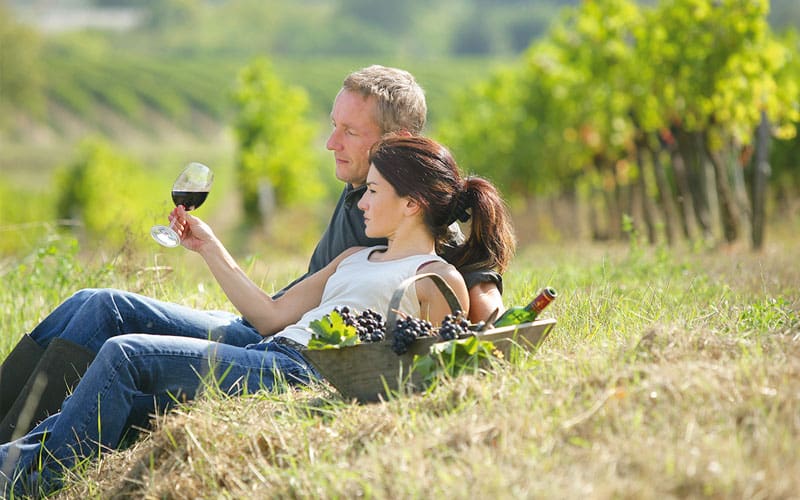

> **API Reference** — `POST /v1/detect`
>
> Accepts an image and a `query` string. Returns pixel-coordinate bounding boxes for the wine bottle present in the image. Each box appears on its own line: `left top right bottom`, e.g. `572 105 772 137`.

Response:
493 287 557 327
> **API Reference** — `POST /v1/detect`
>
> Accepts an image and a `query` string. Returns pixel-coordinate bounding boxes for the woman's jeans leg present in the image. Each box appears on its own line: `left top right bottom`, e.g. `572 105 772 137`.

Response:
0 334 318 495
28 288 263 353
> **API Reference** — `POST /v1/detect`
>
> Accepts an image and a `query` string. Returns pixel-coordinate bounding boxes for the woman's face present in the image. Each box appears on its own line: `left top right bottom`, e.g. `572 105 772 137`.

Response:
357 165 409 239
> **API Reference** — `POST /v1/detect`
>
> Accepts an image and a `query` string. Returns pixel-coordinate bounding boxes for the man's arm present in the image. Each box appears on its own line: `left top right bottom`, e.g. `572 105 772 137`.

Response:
415 261 471 326
467 281 504 323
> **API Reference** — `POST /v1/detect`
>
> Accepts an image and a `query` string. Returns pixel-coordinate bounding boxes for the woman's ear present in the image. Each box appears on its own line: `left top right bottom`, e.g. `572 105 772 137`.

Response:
404 198 421 216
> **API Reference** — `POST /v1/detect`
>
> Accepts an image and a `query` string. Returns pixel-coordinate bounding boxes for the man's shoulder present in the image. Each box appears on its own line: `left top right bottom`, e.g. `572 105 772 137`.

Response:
342 184 367 207
461 269 503 295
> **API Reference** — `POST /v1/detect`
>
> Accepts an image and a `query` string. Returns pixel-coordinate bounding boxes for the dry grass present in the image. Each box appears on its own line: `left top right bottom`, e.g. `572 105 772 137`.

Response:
57 333 799 499
29 235 796 499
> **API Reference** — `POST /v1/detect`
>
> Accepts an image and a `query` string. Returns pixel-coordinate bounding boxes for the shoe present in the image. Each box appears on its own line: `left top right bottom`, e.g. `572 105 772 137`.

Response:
0 337 96 442
0 334 45 422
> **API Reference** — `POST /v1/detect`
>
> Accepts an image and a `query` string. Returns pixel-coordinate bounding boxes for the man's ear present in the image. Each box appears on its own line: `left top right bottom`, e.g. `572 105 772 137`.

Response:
394 129 413 138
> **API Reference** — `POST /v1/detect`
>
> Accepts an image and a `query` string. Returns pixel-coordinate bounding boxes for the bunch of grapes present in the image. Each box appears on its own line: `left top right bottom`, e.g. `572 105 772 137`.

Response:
354 308 386 342
391 316 434 355
438 310 472 340
335 306 386 343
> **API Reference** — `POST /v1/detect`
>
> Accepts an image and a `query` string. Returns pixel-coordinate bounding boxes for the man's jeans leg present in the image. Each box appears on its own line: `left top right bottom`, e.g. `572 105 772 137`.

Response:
28 288 263 353
0 333 318 495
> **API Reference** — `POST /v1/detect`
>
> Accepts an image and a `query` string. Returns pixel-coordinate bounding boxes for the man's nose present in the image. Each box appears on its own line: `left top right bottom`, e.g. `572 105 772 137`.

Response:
326 130 341 150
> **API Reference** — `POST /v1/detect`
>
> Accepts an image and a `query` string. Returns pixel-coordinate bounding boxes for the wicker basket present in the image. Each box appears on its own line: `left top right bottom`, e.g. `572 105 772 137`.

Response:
303 273 557 403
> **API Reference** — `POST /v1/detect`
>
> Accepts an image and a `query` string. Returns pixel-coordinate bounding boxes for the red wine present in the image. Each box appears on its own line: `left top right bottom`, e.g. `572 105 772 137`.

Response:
171 191 209 211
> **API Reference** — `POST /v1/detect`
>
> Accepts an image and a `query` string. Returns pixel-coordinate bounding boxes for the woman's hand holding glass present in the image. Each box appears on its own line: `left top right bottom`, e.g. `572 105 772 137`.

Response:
151 162 214 247
167 205 218 252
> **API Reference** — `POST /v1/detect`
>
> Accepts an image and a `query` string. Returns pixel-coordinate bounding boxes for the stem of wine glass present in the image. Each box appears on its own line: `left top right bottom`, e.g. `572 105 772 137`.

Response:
150 212 181 247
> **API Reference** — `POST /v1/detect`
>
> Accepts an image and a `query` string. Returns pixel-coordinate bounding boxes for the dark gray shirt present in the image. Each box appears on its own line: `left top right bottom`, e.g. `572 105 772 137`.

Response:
275 184 502 297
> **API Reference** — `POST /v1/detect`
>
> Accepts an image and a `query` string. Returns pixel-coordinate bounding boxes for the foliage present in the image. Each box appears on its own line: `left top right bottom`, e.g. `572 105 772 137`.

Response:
438 66 545 198
441 0 800 247
307 310 360 350
413 335 500 385
231 58 329 225
97 0 570 58
5 0 800 255
0 180 56 255
0 2 44 124
39 38 234 131
0 235 116 351
54 137 162 247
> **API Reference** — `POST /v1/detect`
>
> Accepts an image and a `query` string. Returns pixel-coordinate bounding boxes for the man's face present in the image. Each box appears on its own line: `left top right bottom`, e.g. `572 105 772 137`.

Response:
326 89 384 187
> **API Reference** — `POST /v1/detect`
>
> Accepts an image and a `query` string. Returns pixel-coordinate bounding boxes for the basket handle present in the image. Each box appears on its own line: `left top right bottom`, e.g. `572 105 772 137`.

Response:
385 272 464 341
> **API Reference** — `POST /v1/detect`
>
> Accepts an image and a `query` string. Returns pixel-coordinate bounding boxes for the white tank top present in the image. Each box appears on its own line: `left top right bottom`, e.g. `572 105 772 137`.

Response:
275 246 445 346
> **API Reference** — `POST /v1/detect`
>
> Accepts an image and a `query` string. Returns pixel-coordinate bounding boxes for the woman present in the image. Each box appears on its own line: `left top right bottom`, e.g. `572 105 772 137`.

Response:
0 135 515 496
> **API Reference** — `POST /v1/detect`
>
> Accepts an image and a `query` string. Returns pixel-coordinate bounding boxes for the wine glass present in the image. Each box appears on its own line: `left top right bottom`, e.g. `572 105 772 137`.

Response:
150 162 214 247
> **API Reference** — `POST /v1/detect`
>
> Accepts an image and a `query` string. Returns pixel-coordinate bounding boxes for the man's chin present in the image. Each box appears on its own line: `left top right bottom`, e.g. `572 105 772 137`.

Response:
335 167 368 186
335 173 358 186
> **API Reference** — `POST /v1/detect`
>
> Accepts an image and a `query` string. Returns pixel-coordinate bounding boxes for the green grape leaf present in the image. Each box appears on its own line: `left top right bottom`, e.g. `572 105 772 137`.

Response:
413 336 500 384
307 310 360 350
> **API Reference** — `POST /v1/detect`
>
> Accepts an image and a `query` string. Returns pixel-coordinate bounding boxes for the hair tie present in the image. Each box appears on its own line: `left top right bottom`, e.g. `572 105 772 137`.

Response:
447 189 473 225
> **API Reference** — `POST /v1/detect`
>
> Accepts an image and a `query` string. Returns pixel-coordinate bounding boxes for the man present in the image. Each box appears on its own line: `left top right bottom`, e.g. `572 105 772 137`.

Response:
0 65 504 442
281 65 504 319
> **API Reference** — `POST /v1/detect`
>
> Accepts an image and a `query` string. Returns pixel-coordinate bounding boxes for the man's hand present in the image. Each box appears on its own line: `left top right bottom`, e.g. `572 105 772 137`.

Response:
169 205 218 253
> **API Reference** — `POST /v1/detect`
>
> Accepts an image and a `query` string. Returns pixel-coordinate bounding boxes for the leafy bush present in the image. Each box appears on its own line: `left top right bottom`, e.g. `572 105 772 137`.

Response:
54 137 162 247
232 58 329 226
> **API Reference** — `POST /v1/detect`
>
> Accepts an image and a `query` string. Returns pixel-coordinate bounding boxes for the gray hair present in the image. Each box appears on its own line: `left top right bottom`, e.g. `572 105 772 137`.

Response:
342 65 427 135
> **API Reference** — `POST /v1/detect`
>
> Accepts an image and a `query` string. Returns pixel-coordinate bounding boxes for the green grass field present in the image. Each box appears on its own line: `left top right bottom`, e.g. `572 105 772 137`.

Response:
1 231 798 498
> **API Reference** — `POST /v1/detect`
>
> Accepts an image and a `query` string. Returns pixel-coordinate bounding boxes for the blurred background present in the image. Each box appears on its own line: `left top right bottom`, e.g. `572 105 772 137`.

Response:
1 0 799 261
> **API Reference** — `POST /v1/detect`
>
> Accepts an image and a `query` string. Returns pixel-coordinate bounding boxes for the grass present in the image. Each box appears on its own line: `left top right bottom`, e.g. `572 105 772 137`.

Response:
2 233 799 498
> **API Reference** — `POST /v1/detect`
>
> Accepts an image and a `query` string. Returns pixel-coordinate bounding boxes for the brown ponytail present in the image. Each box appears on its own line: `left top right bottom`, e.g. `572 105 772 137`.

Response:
442 176 516 274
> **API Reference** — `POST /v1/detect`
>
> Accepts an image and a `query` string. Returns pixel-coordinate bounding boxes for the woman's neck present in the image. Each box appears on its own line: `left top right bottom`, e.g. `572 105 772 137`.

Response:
373 225 436 262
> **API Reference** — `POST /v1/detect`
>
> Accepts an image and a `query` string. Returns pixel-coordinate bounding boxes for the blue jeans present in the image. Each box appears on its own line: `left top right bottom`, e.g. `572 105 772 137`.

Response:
28 288 264 352
0 334 320 496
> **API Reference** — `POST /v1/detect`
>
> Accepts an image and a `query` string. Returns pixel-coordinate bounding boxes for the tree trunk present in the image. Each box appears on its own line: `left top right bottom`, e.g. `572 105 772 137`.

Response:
589 187 605 241
702 130 740 243
660 128 697 241
634 137 657 244
594 154 623 241
646 135 678 246
613 153 637 241
674 127 713 241
752 111 771 250
729 137 753 239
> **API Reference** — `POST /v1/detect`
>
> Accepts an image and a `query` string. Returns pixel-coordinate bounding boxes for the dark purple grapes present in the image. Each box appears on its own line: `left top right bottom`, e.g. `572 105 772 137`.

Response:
438 310 471 340
333 306 386 343
391 316 434 355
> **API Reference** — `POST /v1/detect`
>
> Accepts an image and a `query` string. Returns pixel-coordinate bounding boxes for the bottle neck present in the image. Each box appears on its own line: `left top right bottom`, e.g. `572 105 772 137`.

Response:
526 291 554 314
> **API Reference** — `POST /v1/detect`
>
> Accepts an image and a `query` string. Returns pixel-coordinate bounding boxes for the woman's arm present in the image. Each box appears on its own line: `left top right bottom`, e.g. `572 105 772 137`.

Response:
414 261 470 325
171 206 357 335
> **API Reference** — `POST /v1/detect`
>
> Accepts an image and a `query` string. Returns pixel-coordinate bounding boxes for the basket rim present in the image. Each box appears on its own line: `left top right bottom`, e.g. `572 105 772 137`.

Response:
305 316 557 352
